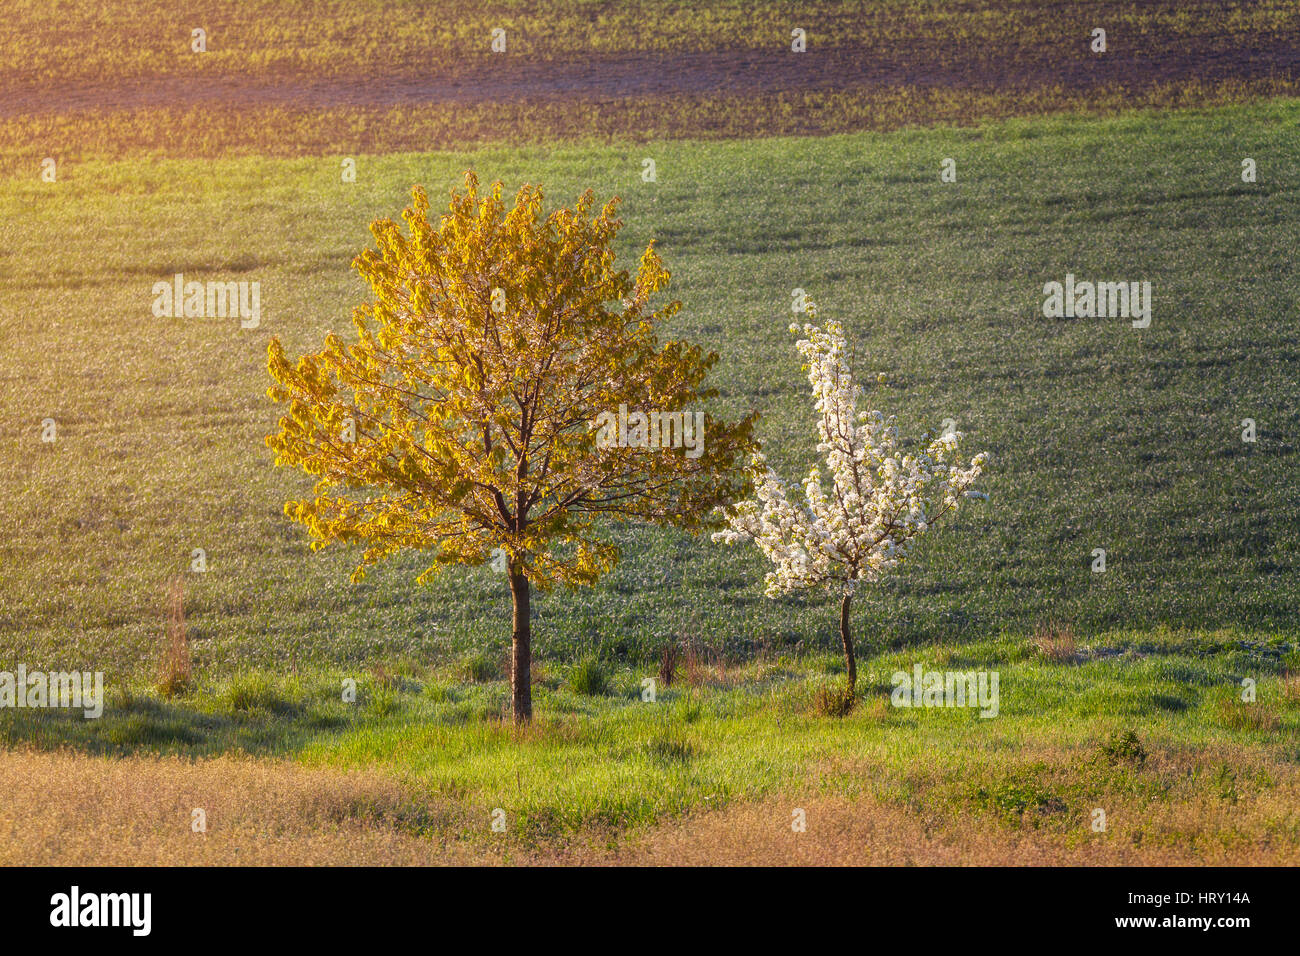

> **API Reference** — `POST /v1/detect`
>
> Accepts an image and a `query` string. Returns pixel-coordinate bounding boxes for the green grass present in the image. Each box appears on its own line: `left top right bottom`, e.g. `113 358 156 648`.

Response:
2 100 1299 686
2 631 1296 841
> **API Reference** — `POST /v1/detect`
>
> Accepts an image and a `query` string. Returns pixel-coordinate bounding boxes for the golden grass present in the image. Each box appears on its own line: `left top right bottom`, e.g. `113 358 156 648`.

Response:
5 741 1297 865
573 789 1300 866
0 749 476 865
582 742 1300 866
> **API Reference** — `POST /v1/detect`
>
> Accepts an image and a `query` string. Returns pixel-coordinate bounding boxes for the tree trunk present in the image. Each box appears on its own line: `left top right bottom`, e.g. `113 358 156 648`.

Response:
839 591 856 698
509 569 532 723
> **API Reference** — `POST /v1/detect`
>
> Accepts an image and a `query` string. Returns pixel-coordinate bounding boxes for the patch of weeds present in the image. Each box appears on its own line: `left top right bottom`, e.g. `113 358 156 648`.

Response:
423 681 458 704
674 695 704 724
971 779 1068 827
1031 620 1077 664
658 641 681 688
103 714 199 748
812 683 856 718
1096 729 1147 768
108 686 142 713
367 686 401 719
1211 692 1281 731
861 696 891 722
220 673 282 714
462 650 502 684
568 657 608 697
643 734 695 767
1145 658 1218 687
1211 763 1239 804
1281 672 1300 708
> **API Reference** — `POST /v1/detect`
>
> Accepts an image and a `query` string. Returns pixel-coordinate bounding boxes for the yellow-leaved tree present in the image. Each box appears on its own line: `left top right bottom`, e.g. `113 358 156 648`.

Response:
266 174 757 722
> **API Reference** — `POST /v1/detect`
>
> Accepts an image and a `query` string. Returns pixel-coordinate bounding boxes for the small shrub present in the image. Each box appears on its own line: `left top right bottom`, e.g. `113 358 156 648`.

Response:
643 734 695 766
813 683 856 718
462 650 502 684
1097 729 1147 767
568 657 608 696
1031 620 1077 664
222 672 278 713
1212 693 1281 731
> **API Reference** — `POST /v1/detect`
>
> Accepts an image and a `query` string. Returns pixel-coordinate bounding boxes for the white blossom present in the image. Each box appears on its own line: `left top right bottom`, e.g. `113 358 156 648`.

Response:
713 309 988 599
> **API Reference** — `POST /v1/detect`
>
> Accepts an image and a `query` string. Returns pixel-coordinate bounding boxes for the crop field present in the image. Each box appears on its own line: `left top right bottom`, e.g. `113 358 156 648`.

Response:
2 0 1297 164
0 0 1297 875
3 102 1298 674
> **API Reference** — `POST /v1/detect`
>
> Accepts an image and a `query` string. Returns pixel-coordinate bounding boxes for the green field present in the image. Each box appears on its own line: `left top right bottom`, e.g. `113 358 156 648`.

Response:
2 97 1299 861
3 100 1298 679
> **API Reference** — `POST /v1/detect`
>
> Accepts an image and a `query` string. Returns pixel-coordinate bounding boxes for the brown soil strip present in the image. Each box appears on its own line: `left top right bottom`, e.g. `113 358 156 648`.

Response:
5 35 1297 119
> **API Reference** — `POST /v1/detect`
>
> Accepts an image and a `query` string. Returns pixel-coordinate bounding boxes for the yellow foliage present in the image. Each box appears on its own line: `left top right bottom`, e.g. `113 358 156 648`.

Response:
267 173 757 588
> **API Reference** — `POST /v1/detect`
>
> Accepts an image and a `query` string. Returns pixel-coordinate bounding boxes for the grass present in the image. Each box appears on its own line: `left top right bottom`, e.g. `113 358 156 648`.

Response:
2 630 1297 861
2 100 1298 681
1 85 1298 862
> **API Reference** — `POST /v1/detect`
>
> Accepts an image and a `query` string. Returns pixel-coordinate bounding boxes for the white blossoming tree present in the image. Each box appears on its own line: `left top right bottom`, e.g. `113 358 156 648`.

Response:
713 309 988 699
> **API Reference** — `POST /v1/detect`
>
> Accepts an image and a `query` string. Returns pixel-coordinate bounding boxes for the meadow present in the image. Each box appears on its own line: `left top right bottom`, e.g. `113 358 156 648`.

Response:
1 57 1298 859
2 101 1297 678
2 631 1298 864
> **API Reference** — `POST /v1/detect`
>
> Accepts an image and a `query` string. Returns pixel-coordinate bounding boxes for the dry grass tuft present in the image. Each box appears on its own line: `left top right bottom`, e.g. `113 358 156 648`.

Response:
1282 672 1300 707
680 642 736 690
812 683 856 718
568 787 1300 866
1212 694 1282 732
658 641 680 688
1031 620 1078 664
156 576 192 698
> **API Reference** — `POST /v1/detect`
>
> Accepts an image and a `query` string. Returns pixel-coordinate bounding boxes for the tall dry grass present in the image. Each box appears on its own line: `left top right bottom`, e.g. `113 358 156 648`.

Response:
0 750 476 865
4 745 1298 866
156 576 192 698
